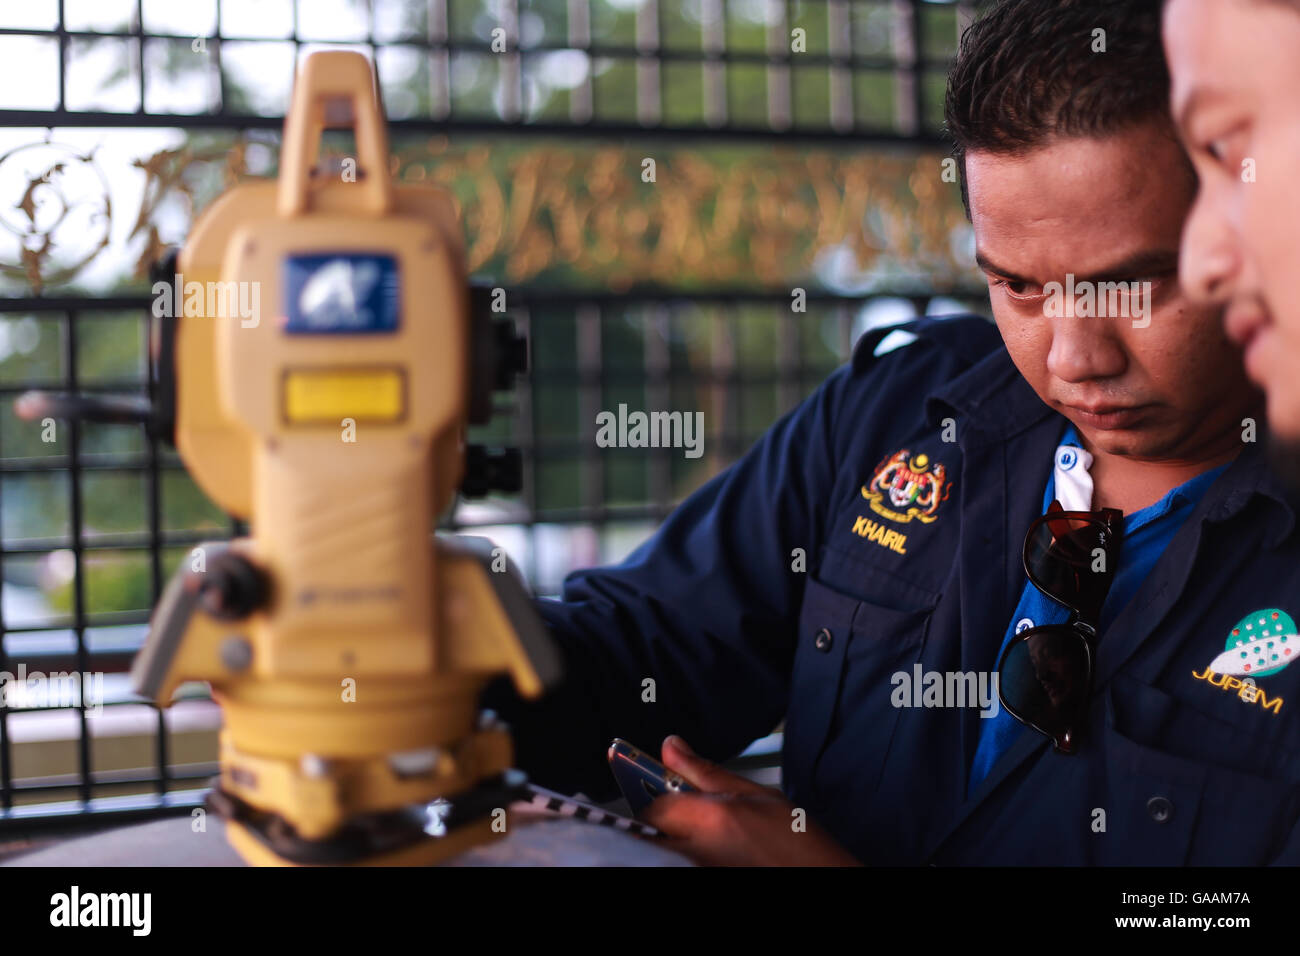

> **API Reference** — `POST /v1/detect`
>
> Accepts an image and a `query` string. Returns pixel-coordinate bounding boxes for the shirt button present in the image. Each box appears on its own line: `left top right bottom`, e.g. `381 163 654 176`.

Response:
814 628 833 652
1147 796 1173 823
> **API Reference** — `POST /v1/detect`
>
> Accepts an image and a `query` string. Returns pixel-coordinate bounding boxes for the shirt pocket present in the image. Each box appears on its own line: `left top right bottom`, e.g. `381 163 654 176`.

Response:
1100 678 1300 865
784 573 935 815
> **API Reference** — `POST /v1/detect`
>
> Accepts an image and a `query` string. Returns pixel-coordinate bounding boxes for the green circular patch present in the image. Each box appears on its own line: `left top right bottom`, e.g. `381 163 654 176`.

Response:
1225 608 1296 678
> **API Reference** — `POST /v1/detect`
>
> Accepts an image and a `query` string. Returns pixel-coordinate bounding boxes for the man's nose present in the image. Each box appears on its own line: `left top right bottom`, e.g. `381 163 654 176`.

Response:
1046 317 1127 383
1179 189 1240 306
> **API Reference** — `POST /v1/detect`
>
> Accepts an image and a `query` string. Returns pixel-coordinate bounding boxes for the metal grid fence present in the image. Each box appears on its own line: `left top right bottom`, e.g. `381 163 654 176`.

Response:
0 0 990 834
0 0 981 141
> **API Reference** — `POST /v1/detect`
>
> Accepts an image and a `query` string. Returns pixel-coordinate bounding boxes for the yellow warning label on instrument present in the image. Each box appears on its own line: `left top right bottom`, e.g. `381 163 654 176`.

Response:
283 368 405 423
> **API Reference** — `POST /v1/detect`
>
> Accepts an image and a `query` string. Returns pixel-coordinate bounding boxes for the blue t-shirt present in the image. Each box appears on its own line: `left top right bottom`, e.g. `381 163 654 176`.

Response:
967 424 1228 796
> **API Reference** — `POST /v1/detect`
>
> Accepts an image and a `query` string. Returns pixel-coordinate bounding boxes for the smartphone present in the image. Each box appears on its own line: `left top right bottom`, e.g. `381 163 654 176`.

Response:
608 737 697 815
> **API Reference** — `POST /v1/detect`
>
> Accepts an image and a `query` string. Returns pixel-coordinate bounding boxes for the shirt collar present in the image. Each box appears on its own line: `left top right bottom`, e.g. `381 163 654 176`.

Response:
1201 439 1297 547
924 346 1055 443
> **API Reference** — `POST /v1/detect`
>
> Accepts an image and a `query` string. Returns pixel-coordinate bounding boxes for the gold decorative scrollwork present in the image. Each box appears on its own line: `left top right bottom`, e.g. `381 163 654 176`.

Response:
394 138 975 290
4 131 976 294
128 139 252 283
0 138 114 294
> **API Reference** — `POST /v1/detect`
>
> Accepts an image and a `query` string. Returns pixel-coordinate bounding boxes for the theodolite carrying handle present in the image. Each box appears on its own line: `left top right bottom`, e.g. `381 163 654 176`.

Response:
277 51 394 219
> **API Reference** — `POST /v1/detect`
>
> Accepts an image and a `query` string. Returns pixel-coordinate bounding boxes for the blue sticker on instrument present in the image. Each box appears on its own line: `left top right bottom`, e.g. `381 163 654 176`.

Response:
284 253 400 333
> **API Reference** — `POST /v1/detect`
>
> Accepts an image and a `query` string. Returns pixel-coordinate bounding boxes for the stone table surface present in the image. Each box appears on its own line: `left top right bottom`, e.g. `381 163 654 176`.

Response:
0 815 694 867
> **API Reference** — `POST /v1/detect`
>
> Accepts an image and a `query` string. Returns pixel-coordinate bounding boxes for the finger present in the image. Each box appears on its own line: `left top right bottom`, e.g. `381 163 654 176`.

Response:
642 793 767 866
641 792 711 836
641 793 737 864
660 735 769 795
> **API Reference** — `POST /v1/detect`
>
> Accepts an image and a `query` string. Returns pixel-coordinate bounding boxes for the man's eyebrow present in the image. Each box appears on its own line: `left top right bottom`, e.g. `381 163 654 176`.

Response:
973 251 1032 282
1077 250 1180 283
973 249 1179 284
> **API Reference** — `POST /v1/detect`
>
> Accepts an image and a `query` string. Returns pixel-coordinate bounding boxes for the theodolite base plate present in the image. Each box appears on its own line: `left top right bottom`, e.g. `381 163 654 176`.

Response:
209 770 528 866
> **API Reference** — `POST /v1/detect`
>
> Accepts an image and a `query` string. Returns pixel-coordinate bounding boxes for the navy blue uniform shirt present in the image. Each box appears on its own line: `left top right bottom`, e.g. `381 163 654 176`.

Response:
482 315 1300 865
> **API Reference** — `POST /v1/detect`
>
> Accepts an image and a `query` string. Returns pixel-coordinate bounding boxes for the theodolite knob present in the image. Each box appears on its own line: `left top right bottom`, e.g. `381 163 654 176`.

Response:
492 321 528 389
467 284 529 425
197 551 271 621
461 445 523 498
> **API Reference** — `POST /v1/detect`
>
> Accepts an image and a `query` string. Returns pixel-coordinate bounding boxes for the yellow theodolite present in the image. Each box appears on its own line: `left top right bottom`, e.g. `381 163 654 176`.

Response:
19 51 562 866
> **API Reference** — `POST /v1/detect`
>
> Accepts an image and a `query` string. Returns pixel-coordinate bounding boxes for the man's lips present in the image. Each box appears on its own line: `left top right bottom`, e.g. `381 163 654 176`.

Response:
1224 305 1271 351
1060 402 1153 430
1224 306 1273 385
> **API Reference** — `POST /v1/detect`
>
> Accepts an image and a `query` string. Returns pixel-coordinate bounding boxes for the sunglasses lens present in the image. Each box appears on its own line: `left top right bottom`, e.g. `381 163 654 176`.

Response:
1023 512 1116 621
998 625 1091 739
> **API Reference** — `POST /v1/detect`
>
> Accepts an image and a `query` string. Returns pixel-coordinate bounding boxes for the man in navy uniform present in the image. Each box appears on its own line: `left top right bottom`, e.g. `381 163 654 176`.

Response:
485 0 1300 865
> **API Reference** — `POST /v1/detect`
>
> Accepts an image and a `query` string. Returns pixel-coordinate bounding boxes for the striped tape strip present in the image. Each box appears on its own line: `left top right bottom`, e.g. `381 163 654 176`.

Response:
521 782 664 839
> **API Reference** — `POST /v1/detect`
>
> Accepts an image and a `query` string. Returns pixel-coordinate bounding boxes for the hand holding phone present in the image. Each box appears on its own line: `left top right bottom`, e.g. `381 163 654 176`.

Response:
608 737 698 815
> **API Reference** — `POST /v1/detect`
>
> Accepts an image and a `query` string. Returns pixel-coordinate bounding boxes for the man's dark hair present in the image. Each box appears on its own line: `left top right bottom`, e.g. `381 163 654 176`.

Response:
944 0 1179 217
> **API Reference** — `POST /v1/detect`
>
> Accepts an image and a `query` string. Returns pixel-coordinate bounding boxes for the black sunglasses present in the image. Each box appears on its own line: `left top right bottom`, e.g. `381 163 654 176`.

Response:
996 501 1123 754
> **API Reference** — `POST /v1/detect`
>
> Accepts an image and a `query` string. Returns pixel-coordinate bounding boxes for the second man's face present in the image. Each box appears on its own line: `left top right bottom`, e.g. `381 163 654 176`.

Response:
1165 0 1300 440
966 121 1259 465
